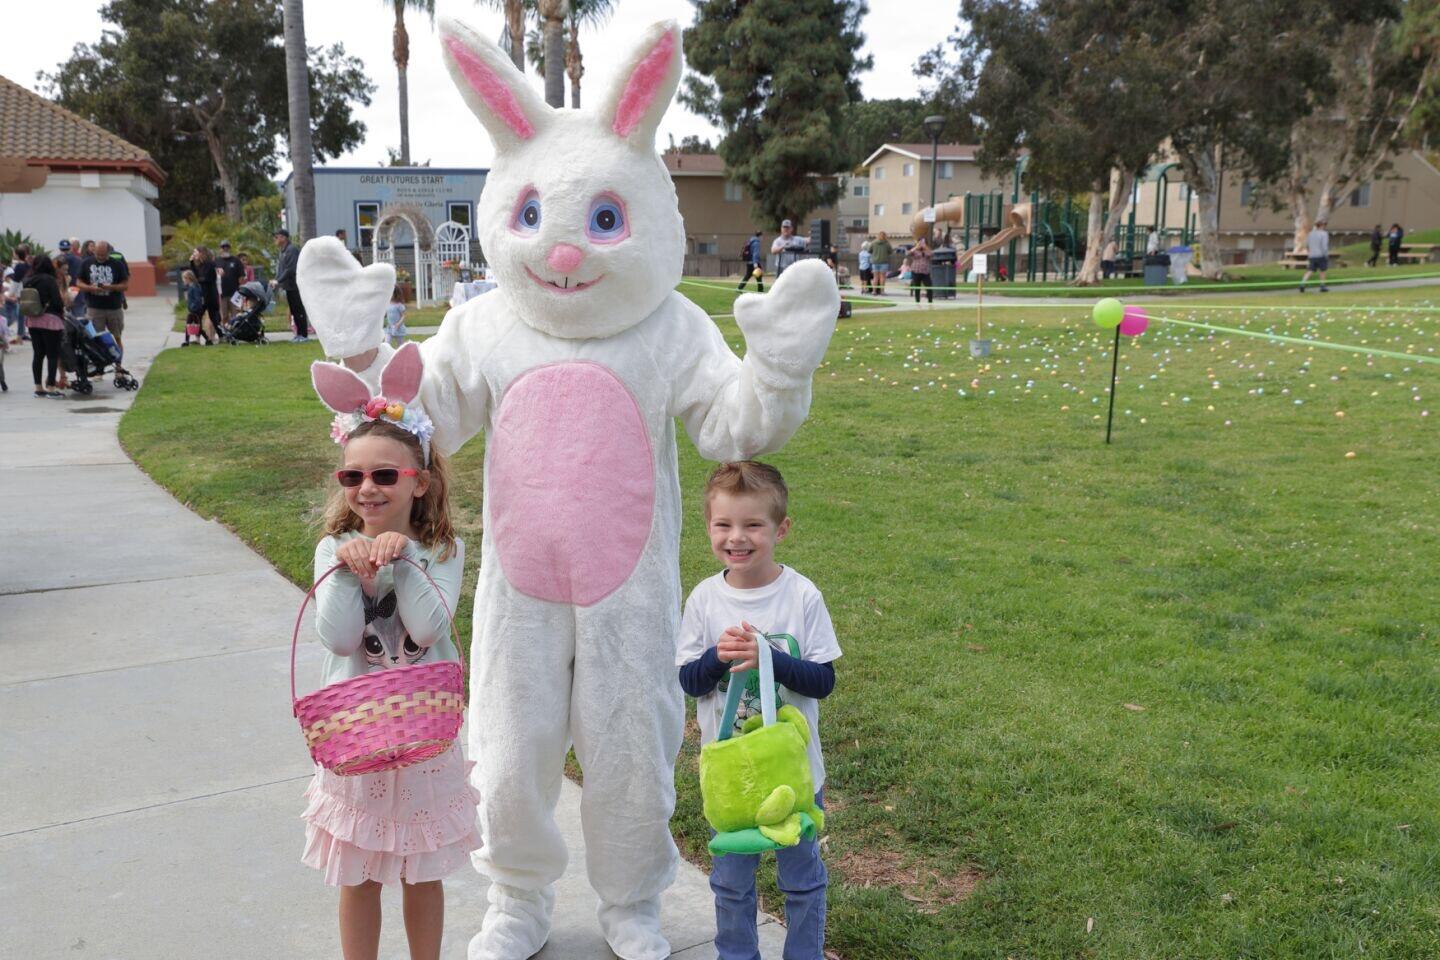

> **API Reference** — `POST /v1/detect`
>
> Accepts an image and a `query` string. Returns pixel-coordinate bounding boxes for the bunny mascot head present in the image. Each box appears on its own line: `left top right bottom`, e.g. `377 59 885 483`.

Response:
299 18 837 960
441 18 685 340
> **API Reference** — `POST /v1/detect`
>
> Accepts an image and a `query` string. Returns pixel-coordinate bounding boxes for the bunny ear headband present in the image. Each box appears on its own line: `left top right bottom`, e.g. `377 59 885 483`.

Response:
312 342 436 464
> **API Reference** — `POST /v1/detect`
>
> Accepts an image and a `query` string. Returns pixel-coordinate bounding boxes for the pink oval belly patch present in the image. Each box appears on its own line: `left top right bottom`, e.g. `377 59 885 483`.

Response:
488 361 655 606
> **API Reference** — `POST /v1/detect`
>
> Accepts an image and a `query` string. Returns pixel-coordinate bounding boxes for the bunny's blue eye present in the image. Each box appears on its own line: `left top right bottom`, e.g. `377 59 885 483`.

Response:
586 197 628 242
514 194 541 232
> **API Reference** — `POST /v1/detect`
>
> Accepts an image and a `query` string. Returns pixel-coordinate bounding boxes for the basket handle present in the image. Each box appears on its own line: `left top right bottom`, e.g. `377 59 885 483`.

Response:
290 553 464 714
716 628 776 741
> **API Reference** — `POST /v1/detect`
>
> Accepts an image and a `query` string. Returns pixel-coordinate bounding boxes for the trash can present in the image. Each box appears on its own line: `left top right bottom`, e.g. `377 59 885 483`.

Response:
930 247 957 300
1143 253 1171 286
1167 246 1193 285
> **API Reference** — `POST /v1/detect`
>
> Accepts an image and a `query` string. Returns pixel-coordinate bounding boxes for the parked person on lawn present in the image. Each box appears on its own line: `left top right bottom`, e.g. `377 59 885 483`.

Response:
187 246 221 339
857 241 873 295
216 241 245 327
305 393 476 960
770 219 809 277
77 240 130 355
1367 224 1383 267
8 245 30 342
21 255 66 398
909 236 934 304
737 231 764 292
1299 219 1330 293
385 286 408 347
677 460 840 960
272 228 309 342
1387 223 1405 266
869 231 893 293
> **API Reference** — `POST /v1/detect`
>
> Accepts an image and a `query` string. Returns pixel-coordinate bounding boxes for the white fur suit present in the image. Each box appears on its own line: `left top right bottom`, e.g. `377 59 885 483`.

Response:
297 18 838 960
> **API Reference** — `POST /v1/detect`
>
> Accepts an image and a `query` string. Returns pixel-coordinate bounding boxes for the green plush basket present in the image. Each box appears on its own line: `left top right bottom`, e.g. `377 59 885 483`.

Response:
699 634 825 855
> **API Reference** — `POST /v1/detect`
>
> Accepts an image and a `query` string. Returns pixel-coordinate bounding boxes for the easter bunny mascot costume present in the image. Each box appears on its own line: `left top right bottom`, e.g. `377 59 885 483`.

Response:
297 17 838 960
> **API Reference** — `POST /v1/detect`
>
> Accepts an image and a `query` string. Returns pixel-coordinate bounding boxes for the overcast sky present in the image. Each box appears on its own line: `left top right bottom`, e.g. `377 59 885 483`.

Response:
10 0 953 174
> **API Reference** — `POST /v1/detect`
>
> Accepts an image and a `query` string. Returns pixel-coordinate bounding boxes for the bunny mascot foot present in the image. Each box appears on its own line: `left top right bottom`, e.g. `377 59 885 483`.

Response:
298 17 838 960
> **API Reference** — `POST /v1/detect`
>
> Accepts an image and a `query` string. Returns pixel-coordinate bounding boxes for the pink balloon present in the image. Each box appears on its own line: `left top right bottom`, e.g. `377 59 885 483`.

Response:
1119 306 1149 336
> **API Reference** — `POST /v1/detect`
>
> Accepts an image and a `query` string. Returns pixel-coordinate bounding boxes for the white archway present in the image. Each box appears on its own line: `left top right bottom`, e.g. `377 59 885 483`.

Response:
435 220 472 267
371 203 441 306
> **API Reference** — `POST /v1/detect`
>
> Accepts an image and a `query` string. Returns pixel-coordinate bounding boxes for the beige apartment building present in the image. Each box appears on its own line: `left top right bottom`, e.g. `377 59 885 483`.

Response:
663 152 837 274
861 143 1014 239
1129 150 1440 263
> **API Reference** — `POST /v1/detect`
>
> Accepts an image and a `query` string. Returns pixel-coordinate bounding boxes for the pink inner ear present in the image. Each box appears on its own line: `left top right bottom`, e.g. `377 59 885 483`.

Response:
445 36 535 140
312 362 372 414
613 29 676 138
380 342 424 403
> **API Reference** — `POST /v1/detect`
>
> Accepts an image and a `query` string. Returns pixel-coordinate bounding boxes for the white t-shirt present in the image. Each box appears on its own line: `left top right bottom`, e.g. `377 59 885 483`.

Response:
676 566 842 787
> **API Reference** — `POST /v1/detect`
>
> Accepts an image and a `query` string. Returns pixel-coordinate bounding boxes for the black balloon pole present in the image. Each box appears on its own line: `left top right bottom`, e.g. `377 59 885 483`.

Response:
1105 325 1121 444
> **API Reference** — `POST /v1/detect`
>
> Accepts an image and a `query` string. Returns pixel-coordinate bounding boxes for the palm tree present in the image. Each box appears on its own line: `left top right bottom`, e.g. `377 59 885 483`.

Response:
282 0 316 240
536 0 568 108
389 0 436 167
563 0 614 108
476 0 527 71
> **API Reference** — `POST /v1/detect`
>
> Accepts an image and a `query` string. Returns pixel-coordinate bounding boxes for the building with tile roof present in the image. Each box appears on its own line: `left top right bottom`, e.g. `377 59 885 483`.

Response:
0 76 165 294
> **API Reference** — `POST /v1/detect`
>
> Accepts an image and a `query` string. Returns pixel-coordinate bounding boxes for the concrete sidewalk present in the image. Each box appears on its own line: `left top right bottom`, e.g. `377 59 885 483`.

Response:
0 301 784 958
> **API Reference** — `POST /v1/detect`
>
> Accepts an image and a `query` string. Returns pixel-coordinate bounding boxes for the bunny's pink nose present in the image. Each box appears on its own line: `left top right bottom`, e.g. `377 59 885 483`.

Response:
547 243 585 275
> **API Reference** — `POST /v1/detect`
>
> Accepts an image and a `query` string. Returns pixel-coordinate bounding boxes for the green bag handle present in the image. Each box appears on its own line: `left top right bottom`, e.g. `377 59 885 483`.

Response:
717 628 776 741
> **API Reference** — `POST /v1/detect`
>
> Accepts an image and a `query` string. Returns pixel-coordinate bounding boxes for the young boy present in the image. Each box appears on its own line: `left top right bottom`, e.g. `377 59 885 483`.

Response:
677 461 841 960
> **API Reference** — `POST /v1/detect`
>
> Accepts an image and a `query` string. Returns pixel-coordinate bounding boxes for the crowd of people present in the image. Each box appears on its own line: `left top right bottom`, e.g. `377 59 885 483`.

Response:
2 238 131 397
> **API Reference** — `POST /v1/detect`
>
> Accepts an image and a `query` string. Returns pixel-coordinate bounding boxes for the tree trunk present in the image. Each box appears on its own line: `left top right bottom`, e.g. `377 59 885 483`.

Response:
283 0 317 241
505 0 525 71
204 125 242 221
1288 174 1312 256
566 17 582 108
1075 170 1134 285
394 0 410 166
540 0 567 109
1174 142 1225 280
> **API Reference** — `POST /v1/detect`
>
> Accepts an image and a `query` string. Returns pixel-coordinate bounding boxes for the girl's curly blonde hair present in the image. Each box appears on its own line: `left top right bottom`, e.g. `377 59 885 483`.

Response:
322 419 457 561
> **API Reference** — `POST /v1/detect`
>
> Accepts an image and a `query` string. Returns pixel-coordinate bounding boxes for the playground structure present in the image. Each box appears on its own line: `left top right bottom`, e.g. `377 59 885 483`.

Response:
906 159 1199 283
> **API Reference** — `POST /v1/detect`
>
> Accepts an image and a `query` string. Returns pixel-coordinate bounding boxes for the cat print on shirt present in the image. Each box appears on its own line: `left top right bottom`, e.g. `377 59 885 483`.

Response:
361 589 426 669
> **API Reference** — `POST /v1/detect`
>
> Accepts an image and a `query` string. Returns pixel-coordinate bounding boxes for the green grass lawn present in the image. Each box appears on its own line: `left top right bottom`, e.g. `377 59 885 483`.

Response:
123 284 1440 958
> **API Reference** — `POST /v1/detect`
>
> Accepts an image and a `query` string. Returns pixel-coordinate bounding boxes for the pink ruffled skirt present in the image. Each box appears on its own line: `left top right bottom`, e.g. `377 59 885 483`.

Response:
301 744 482 886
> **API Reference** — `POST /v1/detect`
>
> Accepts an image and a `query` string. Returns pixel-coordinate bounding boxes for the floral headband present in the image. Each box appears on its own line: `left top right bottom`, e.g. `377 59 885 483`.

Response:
311 342 435 464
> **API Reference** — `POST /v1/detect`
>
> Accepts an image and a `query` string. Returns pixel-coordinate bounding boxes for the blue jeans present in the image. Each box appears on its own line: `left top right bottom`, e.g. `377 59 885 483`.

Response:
710 790 826 960
2 300 21 338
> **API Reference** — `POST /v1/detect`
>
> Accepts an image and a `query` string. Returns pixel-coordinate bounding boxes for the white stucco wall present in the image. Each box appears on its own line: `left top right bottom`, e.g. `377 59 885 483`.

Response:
0 170 161 260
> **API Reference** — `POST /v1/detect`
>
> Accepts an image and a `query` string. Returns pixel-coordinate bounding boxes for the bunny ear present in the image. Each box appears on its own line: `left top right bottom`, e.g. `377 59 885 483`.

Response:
379 341 424 403
312 361 372 415
439 16 551 151
598 21 682 148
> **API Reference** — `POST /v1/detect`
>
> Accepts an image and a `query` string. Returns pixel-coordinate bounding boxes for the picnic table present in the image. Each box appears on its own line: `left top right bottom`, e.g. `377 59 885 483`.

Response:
1392 242 1435 264
1279 251 1348 269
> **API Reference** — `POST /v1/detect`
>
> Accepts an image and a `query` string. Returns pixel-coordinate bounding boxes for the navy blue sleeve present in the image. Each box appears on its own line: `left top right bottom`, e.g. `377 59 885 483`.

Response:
678 645 730 698
771 646 836 700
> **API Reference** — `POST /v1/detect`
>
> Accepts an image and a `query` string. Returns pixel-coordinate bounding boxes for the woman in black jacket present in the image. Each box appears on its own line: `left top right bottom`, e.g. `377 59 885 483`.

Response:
188 246 221 340
22 256 66 397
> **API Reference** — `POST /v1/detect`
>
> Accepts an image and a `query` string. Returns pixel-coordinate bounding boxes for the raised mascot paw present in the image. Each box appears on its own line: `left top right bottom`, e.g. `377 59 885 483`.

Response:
297 237 395 359
733 258 840 388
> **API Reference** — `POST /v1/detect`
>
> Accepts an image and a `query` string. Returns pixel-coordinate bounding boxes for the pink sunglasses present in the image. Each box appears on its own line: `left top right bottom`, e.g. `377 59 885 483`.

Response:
334 468 420 488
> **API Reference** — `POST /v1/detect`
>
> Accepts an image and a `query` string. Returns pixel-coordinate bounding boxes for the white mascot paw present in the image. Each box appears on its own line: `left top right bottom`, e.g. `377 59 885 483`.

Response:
468 883 554 960
597 898 669 960
296 237 394 358
733 258 840 388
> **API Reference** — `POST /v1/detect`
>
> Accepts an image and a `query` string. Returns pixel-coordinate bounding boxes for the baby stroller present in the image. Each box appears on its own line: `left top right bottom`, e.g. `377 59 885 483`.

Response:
61 312 139 394
220 280 270 345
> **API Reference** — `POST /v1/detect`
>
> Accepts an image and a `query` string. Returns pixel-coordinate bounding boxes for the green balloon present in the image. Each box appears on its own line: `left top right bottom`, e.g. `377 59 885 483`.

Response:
1093 298 1124 329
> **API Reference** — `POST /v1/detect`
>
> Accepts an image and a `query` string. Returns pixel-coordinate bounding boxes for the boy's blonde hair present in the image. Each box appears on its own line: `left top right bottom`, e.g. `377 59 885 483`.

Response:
704 460 788 524
322 419 458 561
181 270 196 283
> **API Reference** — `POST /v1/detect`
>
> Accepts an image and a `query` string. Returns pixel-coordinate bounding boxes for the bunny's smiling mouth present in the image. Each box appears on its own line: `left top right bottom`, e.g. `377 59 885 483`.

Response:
524 266 604 294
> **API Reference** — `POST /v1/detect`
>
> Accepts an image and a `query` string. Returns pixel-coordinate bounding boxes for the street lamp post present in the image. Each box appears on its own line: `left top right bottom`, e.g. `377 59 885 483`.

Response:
923 115 945 221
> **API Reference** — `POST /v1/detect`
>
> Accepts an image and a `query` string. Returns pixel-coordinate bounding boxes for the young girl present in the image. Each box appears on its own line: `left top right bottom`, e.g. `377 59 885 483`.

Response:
385 287 408 347
180 270 209 346
304 391 478 960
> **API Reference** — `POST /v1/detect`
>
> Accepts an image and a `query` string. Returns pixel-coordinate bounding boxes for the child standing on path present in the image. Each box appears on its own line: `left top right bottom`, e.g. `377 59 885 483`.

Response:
180 270 213 346
385 288 408 347
303 400 478 960
676 461 841 960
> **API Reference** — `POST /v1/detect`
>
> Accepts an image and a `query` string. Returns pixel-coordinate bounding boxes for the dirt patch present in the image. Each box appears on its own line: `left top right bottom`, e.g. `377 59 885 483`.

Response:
831 847 981 914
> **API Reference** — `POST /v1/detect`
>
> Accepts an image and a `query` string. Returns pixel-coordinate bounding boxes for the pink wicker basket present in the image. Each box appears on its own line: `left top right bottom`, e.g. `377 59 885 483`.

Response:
290 557 465 776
